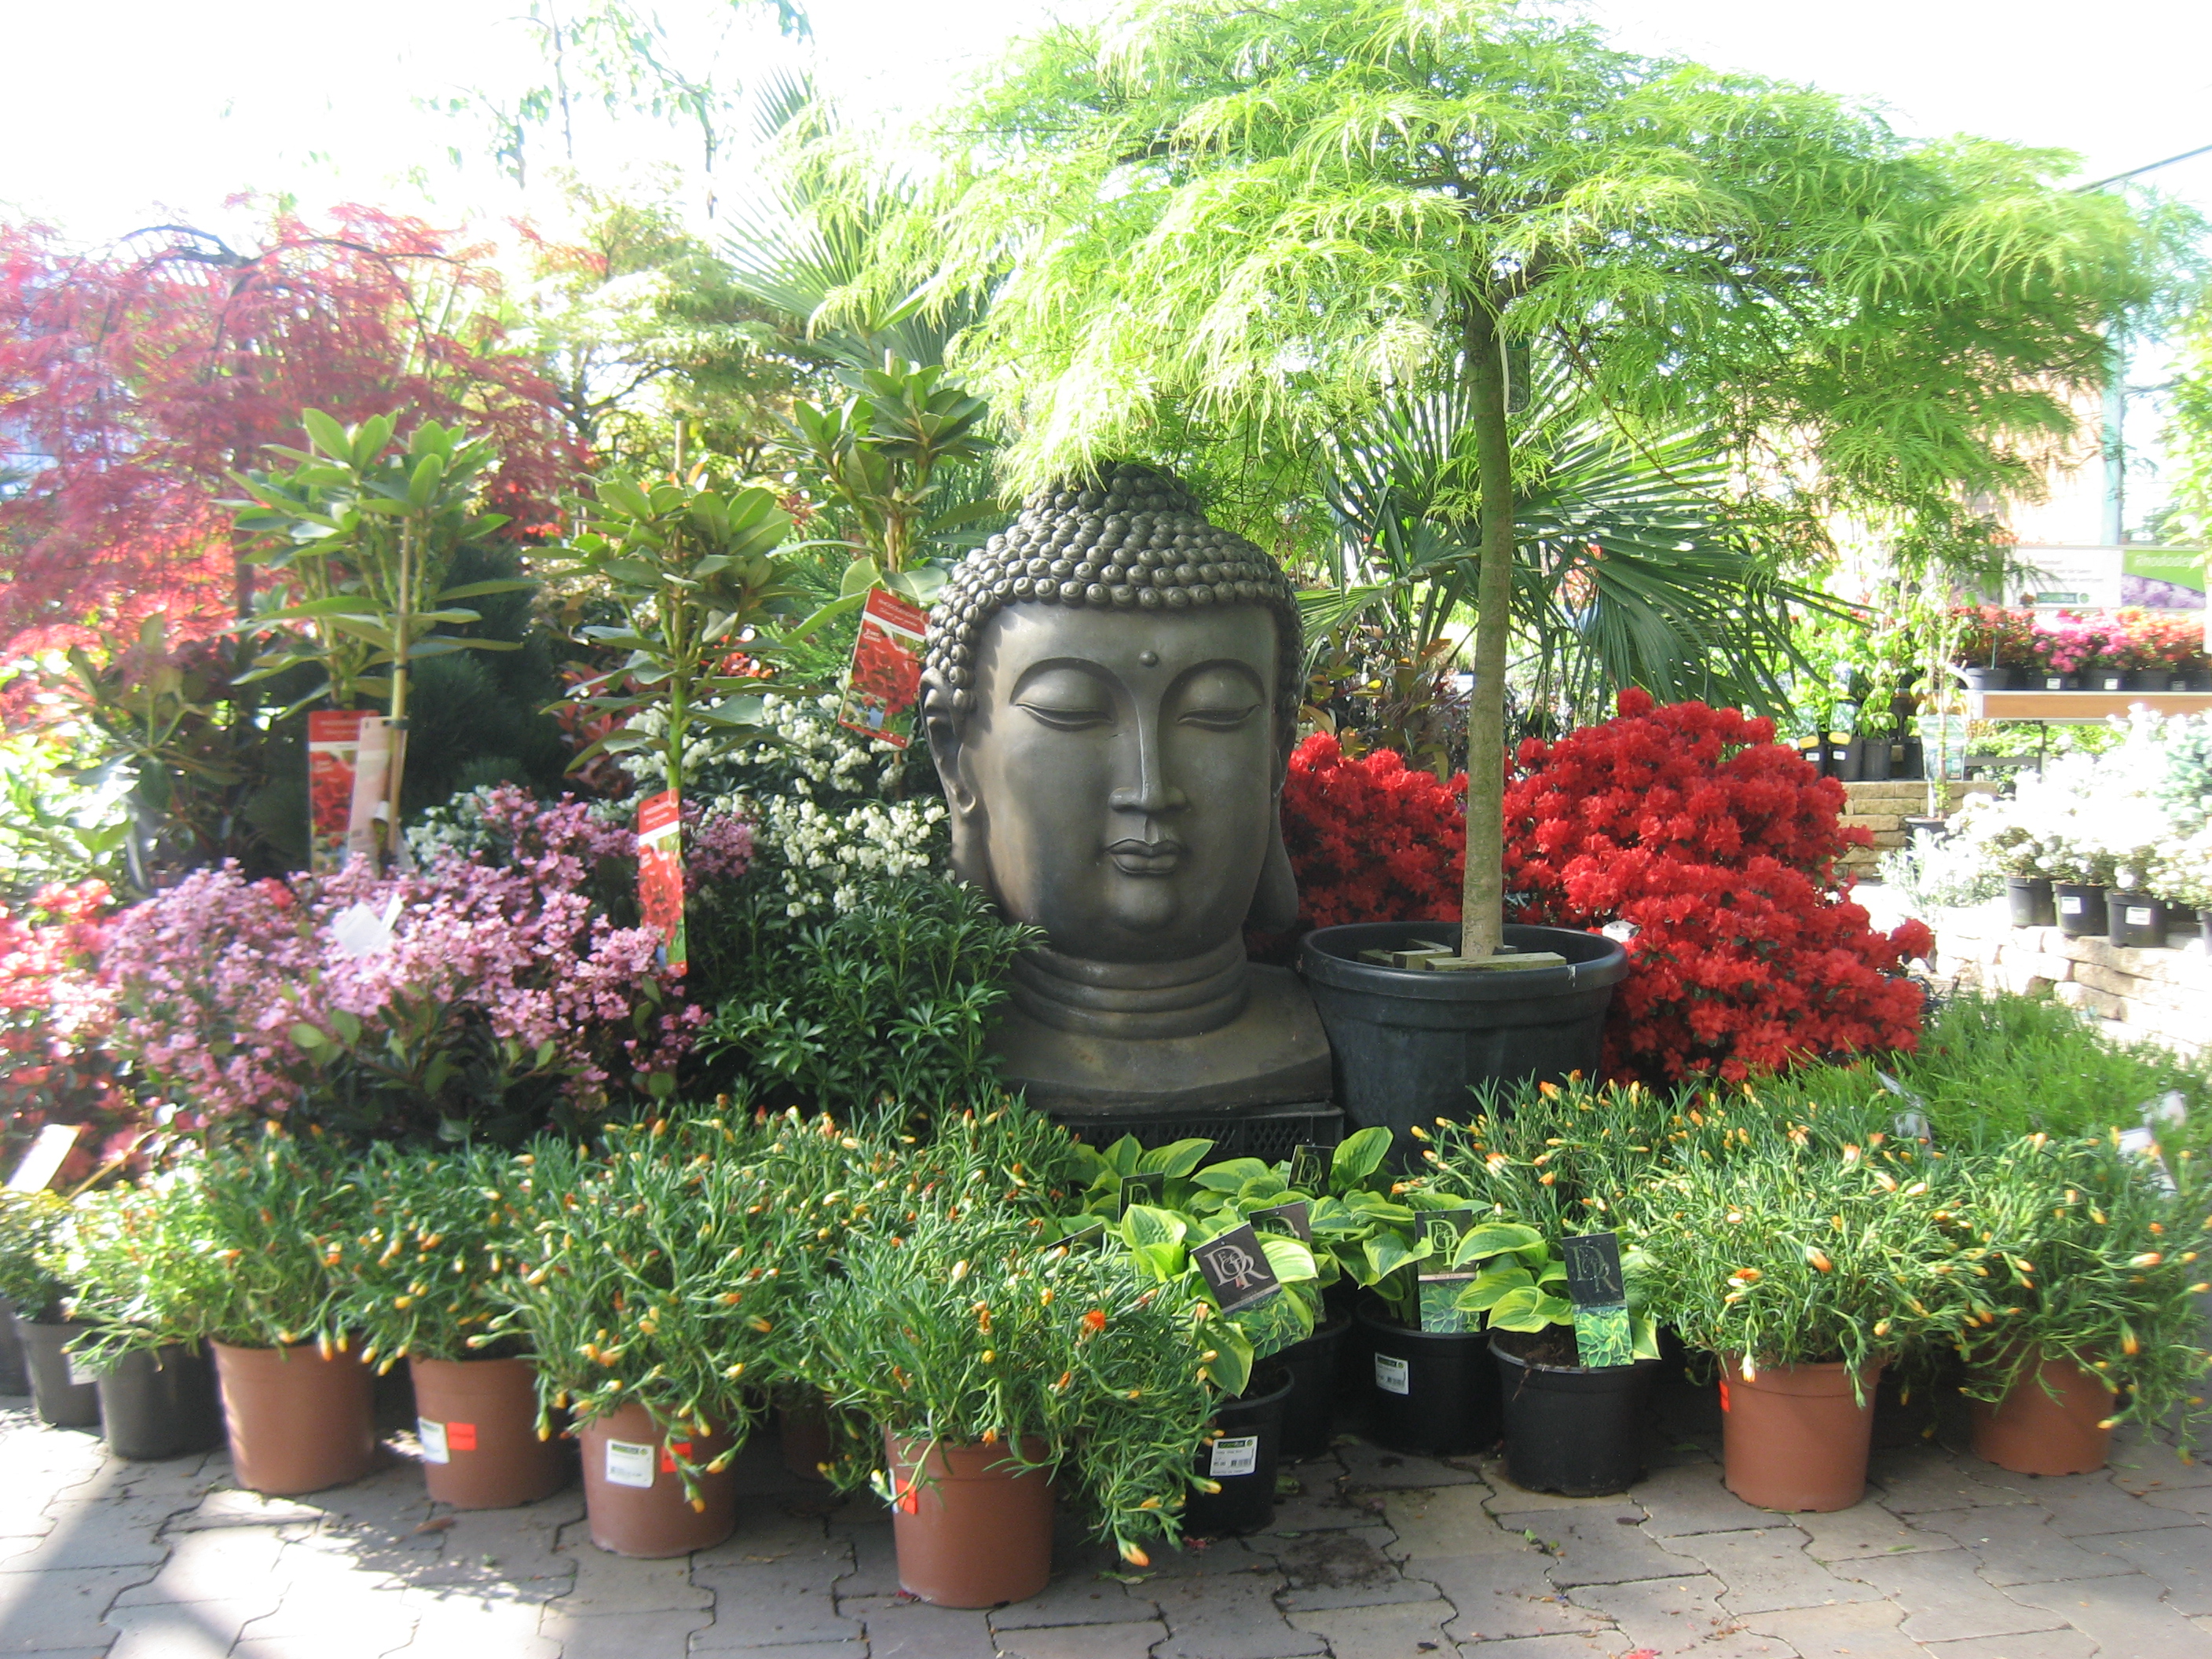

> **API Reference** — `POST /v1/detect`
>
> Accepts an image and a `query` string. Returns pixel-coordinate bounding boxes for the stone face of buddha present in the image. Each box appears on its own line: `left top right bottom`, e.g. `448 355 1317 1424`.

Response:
933 603 1280 965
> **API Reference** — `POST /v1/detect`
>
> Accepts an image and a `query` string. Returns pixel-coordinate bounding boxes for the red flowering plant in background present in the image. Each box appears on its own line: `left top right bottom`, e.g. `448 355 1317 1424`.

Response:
0 881 145 1183
1504 690 1932 1083
1252 734 1467 961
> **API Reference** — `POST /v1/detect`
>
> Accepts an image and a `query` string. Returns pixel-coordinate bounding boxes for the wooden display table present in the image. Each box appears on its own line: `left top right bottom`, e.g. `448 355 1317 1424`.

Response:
1965 690 2212 724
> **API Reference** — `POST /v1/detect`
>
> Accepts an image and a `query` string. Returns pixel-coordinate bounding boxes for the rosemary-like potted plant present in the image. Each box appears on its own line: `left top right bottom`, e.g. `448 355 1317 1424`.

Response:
499 1112 821 1556
193 1126 382 1495
1628 1127 1974 1512
804 1205 1214 1606
1 1189 97 1427
1948 1130 2212 1475
49 1176 226 1459
337 1141 565 1508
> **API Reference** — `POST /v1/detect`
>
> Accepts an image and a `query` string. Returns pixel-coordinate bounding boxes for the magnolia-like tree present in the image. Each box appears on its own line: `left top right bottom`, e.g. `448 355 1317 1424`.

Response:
924 0 2188 955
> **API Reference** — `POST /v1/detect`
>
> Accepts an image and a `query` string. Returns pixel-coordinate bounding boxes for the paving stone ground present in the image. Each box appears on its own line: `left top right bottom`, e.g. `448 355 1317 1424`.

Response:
5 1374 2210 1659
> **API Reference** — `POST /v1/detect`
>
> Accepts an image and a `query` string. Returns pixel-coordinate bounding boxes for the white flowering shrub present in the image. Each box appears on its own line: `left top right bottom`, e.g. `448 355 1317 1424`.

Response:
621 694 949 917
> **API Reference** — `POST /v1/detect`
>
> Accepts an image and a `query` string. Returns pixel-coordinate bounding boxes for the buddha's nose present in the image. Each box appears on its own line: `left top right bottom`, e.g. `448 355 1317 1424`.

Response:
1109 724 1189 817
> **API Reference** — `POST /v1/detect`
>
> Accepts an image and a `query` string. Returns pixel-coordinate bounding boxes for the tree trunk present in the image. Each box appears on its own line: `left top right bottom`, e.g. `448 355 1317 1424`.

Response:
1459 302 1514 958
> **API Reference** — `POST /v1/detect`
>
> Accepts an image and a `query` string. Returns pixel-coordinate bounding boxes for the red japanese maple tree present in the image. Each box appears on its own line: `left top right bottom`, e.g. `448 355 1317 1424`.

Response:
0 206 583 661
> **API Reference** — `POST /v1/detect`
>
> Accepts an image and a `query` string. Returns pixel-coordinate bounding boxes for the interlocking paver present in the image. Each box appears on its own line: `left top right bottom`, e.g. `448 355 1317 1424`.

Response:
101 1593 275 1657
1795 1503 1946 1562
1145 1569 1328 1659
2082 1522 2212 1613
1339 1441 1483 1491
837 1594 996 1659
1423 1552 1608 1645
5 1564 161 1654
1866 1448 2034 1514
110 1524 295 1606
2004 1568 2212 1655
1631 1460 1790 1538
0 1501 172 1573
987 1568 1149 1629
543 1605 716 1658
1909 1504 2136 1585
1918 1632 2097 1659
1740 1598 1926 1659
1566 1572 1787 1657
1288 1595 1456 1659
1382 1485 1522 1563
1448 1634 1614 1657
692 1546 860 1648
395 1585 562 1658
1656 1525 1881 1615
1492 1507 1686 1588
2016 1468 2207 1537
1832 1547 2069 1644
551 1522 714 1613
1276 1524 1439 1610
991 1620 1170 1659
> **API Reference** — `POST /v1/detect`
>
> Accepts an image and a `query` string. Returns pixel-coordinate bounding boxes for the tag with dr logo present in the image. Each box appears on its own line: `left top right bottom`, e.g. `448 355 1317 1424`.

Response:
604 1439 657 1489
1208 1435 1260 1478
1374 1353 1411 1395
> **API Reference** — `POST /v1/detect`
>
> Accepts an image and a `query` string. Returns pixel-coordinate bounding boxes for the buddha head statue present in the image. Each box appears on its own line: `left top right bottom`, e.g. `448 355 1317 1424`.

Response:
921 463 1303 980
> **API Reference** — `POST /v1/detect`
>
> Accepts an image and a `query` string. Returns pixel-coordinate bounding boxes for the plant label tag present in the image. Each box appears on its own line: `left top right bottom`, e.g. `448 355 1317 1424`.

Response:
1060 1219 1106 1252
661 1440 694 1474
2117 1126 2178 1194
2059 894 2084 916
6 1122 80 1192
1419 1208 1477 1257
306 709 372 874
1192 1223 1280 1313
2126 905 2155 927
1572 1302 1636 1370
446 1421 478 1453
65 1353 101 1388
1208 1435 1260 1478
637 789 687 977
838 587 929 749
1418 1273 1478 1333
604 1439 656 1489
1560 1232 1626 1306
1253 1199 1312 1241
1287 1144 1329 1195
1374 1353 1411 1395
417 1419 450 1463
1119 1173 1166 1215
1892 1110 1932 1144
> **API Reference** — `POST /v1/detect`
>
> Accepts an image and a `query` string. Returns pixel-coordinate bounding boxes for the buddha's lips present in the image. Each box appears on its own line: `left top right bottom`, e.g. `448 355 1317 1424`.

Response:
1106 838 1184 875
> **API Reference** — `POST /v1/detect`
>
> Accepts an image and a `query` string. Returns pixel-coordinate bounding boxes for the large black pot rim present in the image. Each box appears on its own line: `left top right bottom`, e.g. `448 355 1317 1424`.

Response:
1300 922 1628 1003
1489 1331 1662 1393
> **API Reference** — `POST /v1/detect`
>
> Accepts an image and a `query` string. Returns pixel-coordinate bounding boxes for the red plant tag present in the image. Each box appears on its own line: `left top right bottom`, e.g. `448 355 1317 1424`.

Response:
837 588 928 749
306 710 372 874
636 789 687 977
445 1421 478 1452
661 1440 693 1474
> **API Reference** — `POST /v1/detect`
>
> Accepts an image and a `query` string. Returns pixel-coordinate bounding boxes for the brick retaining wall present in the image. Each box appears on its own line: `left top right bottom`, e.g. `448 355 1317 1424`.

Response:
1927 899 2210 1058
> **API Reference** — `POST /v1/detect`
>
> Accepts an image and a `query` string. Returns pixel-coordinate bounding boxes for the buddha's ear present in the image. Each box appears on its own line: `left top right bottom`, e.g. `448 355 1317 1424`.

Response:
1246 806 1300 932
922 681 991 890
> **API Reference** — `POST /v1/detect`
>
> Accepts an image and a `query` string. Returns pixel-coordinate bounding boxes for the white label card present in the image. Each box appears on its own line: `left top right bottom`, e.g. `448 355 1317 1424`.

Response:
2059 895 2084 915
2126 906 2154 927
1374 1353 1411 1396
1208 1435 1260 1478
604 1439 657 1489
418 1419 449 1464
66 1356 101 1387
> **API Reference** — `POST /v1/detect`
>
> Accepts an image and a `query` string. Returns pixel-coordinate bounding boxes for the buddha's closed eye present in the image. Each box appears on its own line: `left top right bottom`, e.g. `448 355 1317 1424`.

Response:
1015 666 1115 730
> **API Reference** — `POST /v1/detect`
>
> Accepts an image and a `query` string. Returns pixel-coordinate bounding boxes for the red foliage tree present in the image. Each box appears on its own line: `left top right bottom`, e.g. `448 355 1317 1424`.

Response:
1503 690 1932 1083
0 207 584 661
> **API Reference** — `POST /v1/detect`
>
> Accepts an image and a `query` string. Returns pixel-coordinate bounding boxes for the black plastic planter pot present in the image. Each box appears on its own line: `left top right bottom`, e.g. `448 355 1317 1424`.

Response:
0 1302 27 1396
1956 667 2016 692
2107 892 2169 950
1490 1333 1659 1498
1183 1366 1293 1537
2030 672 2082 692
1276 1316 1350 1460
1859 738 1894 782
16 1319 101 1428
98 1345 225 1461
1353 1300 1501 1457
2088 668 2130 693
2006 877 2057 928
1300 924 1628 1155
2053 883 2110 939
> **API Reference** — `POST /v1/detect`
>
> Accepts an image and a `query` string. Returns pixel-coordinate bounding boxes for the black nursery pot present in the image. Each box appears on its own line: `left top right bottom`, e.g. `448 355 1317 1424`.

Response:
1956 667 2016 692
1490 1331 1659 1498
2053 883 2110 939
0 1302 28 1396
2088 668 2130 693
2030 671 2082 692
1353 1299 1501 1457
1182 1366 1293 1537
16 1319 101 1429
98 1345 226 1461
1299 924 1628 1156
2005 877 2057 928
1276 1315 1350 1460
2107 892 2169 950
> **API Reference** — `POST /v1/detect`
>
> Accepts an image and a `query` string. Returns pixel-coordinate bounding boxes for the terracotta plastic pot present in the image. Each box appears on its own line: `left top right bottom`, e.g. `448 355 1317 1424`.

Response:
1970 1350 2115 1476
409 1356 567 1510
778 1399 835 1482
577 1401 737 1557
1718 1357 1880 1513
16 1318 101 1428
212 1340 379 1495
884 1433 1055 1607
99 1344 225 1460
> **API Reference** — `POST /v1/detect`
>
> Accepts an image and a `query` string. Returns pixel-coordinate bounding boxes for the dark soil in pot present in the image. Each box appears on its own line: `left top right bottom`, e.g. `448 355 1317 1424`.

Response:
1490 1328 1658 1498
16 1319 101 1429
1184 1364 1293 1536
99 1344 224 1460
1353 1298 1501 1457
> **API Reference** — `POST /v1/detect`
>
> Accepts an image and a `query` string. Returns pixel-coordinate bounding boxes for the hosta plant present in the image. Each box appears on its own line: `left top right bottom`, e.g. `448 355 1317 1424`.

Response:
1946 1130 2212 1445
800 1204 1215 1566
1110 1200 1322 1395
1451 1224 1662 1365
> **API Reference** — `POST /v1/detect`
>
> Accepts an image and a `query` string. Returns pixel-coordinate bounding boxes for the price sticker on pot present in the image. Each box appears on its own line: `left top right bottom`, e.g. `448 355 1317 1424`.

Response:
1192 1222 1280 1313
446 1421 478 1453
64 1353 101 1389
661 1439 694 1474
604 1438 657 1489
1374 1353 1411 1395
1288 1144 1329 1196
2059 894 2085 917
1253 1199 1311 1241
1208 1435 1260 1478
417 1419 450 1464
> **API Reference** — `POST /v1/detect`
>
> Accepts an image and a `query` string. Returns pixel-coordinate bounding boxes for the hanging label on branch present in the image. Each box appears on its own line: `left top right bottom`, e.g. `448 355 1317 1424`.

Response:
307 711 369 873
837 588 930 748
637 789 687 977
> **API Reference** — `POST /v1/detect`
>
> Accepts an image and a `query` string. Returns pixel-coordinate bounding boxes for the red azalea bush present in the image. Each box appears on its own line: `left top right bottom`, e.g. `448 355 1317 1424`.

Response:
1254 734 1466 959
1504 690 1932 1082
0 880 145 1182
